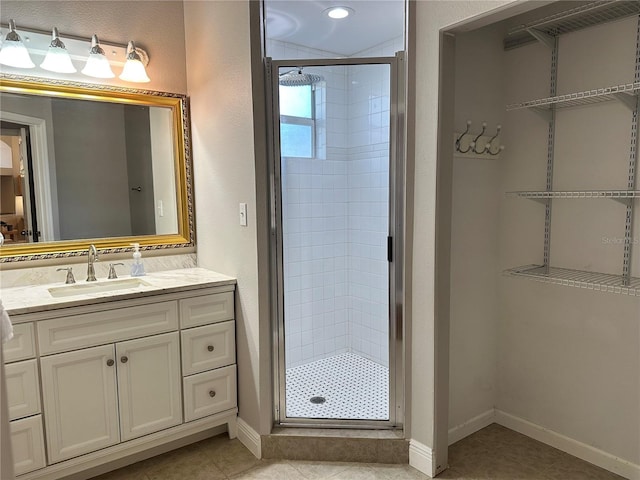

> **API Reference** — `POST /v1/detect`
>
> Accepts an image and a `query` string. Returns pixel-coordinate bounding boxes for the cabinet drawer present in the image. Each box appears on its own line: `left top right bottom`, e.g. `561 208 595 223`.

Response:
11 414 46 476
38 301 179 355
183 365 237 422
4 323 36 363
181 321 236 376
179 292 234 328
6 359 40 421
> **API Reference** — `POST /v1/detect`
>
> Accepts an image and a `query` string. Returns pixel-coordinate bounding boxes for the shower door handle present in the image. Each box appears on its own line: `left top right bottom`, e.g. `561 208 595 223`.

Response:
387 236 393 262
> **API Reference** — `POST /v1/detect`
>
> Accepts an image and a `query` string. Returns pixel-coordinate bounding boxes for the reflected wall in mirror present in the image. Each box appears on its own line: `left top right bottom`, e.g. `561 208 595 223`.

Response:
0 75 194 262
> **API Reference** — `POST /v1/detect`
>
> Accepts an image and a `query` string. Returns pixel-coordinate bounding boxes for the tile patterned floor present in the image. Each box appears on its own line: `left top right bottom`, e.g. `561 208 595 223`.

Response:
285 352 388 420
91 424 626 480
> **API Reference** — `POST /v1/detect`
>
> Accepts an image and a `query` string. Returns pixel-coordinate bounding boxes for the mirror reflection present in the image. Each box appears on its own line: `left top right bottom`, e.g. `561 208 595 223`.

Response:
0 77 193 261
1 93 178 245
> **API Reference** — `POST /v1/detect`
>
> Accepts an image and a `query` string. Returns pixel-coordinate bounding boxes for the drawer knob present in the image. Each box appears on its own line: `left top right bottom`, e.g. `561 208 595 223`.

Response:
209 390 216 398
121 356 128 364
207 345 214 352
106 359 114 367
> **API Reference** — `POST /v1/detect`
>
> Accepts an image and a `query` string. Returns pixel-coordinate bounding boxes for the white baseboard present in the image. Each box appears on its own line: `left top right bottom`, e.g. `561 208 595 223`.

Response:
495 409 640 480
448 409 496 445
409 439 435 478
237 417 261 459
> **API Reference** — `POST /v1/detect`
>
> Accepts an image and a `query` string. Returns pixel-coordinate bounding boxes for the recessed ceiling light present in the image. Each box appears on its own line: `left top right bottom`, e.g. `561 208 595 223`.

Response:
325 6 354 19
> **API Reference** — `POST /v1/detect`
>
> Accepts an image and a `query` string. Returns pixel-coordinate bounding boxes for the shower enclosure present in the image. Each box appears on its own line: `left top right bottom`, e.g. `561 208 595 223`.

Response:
268 54 405 427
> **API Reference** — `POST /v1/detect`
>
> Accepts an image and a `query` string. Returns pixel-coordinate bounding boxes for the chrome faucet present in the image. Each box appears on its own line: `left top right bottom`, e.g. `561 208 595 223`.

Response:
86 244 98 281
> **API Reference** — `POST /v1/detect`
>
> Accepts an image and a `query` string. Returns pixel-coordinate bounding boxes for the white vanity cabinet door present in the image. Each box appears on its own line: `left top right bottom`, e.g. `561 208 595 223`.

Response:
181 321 236 376
10 415 46 476
6 359 40 420
40 344 120 463
116 332 182 441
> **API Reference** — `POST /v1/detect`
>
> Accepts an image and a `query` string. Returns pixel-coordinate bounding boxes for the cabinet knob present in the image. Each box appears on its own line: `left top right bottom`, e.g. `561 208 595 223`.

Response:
209 390 216 398
207 345 214 352
106 359 114 367
121 356 128 363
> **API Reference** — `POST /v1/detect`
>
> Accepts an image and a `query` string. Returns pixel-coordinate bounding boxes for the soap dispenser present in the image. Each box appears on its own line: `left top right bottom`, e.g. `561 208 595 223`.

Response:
130 243 146 277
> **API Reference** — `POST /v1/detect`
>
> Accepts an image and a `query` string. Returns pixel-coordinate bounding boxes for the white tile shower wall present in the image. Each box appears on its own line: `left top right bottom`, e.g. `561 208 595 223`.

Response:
346 63 391 367
274 37 401 368
280 54 351 368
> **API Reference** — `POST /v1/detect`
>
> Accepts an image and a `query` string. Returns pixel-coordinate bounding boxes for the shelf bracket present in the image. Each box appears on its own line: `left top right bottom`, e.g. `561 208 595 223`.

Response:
529 197 550 206
612 197 633 207
612 92 638 112
531 107 553 122
526 28 556 49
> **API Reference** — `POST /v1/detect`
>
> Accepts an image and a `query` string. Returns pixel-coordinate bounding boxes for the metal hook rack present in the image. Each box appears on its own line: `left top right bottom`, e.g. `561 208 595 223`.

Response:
454 120 504 158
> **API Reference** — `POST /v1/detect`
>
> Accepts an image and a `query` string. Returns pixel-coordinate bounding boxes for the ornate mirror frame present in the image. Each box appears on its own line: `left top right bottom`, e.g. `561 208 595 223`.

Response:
0 75 194 262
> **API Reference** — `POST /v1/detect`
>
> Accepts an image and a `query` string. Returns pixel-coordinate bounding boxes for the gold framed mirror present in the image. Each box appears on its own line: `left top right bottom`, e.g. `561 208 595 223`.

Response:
0 75 194 262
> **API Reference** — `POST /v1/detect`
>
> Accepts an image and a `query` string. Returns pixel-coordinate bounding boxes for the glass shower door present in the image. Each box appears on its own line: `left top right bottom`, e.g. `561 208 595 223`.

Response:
270 56 404 426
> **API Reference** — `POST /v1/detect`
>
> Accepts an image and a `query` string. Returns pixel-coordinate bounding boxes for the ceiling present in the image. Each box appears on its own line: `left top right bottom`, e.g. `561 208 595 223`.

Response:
264 0 405 56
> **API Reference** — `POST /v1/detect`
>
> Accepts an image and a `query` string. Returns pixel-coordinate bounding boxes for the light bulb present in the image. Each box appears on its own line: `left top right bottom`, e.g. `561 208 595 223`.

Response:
119 41 150 83
81 35 115 78
0 20 35 68
326 7 353 19
40 27 76 73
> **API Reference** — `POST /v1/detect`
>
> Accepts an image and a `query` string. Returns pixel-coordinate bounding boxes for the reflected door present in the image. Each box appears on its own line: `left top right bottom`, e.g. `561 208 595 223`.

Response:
270 56 404 426
0 122 38 243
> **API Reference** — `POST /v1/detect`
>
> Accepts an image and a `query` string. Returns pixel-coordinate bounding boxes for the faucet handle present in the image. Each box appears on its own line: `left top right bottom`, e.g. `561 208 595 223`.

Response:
108 263 125 279
57 267 76 284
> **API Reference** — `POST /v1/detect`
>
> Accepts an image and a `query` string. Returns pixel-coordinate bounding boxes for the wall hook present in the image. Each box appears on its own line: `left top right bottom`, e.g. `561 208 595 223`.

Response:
454 121 504 158
484 125 505 155
455 120 473 153
471 122 488 154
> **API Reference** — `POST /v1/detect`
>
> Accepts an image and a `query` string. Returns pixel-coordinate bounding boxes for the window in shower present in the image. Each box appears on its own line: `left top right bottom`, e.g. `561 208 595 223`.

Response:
279 82 316 158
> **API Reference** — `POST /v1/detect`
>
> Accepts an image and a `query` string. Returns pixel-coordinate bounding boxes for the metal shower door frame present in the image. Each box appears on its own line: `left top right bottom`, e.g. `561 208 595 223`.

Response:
266 54 406 428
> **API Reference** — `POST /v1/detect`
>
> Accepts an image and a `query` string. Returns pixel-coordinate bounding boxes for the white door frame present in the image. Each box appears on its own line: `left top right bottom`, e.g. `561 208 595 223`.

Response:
0 111 55 241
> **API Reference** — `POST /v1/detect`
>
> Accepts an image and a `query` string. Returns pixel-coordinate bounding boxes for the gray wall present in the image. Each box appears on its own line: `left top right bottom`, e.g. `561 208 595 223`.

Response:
448 9 640 471
184 0 271 437
498 15 640 465
52 99 131 240
449 24 505 436
124 106 156 236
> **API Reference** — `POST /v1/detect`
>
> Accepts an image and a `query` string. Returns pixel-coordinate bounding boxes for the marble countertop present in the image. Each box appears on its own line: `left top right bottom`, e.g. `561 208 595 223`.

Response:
1 267 236 316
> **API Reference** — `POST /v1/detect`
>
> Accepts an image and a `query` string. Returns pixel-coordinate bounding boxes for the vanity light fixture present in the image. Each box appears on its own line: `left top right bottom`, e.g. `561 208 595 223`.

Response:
119 41 150 83
324 6 354 19
0 20 35 68
40 27 77 73
81 35 115 78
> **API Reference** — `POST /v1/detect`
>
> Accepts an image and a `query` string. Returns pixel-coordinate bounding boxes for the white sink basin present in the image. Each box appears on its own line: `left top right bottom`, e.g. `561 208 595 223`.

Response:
48 278 151 298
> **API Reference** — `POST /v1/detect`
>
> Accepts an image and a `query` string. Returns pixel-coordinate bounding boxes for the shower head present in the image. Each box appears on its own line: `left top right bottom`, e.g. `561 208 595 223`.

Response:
279 68 324 87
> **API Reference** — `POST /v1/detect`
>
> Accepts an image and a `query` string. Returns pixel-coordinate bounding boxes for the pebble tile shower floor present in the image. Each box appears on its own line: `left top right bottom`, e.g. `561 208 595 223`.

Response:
285 352 389 420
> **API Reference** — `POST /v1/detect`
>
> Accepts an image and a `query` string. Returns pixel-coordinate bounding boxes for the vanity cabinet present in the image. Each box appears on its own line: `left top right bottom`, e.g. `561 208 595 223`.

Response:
40 332 181 463
4 278 237 480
